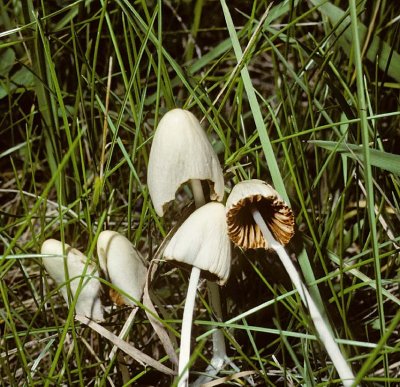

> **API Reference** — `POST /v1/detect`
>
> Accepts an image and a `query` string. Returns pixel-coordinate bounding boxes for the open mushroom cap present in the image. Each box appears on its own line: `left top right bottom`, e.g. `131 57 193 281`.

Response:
147 108 224 217
226 179 294 249
164 202 231 285
97 231 147 306
41 239 104 321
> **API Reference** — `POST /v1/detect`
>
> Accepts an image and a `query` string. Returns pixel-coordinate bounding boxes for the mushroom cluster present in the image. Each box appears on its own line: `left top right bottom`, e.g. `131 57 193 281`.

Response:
42 233 147 317
147 108 231 386
40 107 354 387
146 108 355 386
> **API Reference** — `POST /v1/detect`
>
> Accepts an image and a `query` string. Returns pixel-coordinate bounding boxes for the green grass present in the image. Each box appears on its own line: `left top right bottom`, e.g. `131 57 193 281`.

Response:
1 0 400 385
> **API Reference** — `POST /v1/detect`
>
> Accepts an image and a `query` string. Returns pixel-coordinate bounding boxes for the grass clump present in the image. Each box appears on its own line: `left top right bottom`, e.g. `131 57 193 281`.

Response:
1 0 400 385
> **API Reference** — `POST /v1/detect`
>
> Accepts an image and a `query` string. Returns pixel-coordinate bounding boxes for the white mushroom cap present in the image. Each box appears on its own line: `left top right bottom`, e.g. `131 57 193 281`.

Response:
164 202 231 285
41 239 104 321
97 231 147 306
226 179 294 249
147 108 224 217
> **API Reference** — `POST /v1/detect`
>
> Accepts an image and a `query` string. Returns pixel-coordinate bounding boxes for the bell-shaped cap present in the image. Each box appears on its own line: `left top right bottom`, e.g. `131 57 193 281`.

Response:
97 231 147 306
41 239 104 321
226 179 294 249
164 202 231 285
147 108 224 217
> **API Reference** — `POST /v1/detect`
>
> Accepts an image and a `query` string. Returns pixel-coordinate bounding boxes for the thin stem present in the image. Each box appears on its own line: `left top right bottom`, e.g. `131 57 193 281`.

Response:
190 178 228 383
178 266 201 387
251 207 355 387
190 179 206 207
207 281 226 366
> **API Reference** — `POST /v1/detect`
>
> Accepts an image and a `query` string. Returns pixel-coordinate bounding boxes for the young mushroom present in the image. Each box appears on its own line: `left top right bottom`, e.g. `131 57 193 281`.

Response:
97 230 148 360
147 108 230 383
97 230 147 306
163 202 231 386
226 179 355 386
147 108 224 216
41 239 104 322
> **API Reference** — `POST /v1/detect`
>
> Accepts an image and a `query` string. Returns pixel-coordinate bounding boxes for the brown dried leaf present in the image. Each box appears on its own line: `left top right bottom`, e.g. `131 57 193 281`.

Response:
76 315 175 376
143 258 179 366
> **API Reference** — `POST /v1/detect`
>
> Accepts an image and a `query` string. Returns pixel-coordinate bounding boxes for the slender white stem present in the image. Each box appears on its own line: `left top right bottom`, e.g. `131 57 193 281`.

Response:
192 280 229 387
207 280 226 367
190 179 206 207
178 266 201 387
251 208 355 387
190 178 228 382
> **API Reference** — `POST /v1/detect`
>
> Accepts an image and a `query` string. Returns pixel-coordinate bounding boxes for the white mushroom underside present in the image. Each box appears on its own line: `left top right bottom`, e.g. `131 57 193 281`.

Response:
226 179 294 249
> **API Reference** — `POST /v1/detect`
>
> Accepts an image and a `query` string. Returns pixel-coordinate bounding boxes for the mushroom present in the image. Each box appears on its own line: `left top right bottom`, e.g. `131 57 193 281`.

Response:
147 108 224 216
147 108 230 385
41 239 104 322
97 230 147 306
164 202 231 285
226 179 355 386
163 202 231 386
97 230 148 360
226 179 294 249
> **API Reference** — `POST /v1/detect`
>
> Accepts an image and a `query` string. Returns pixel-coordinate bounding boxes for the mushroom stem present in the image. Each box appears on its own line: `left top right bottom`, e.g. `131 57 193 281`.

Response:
207 281 226 363
251 207 355 387
190 178 228 380
190 179 206 207
178 266 201 387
